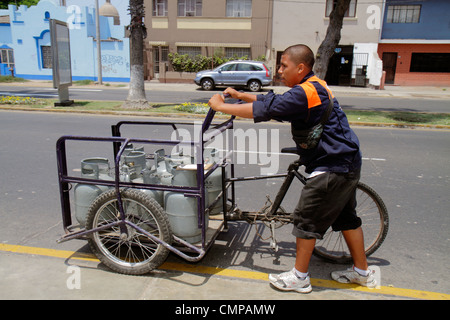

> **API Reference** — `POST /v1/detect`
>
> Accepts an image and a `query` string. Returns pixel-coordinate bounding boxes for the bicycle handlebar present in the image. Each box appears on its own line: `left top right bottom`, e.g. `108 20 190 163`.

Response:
202 93 234 133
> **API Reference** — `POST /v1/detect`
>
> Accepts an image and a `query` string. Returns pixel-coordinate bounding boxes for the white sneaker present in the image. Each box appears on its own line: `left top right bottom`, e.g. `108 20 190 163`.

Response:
269 269 312 293
330 267 377 288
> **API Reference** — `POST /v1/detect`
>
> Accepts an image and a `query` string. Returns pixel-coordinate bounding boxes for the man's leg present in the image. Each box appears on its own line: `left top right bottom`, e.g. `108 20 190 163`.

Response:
342 227 368 270
268 237 314 293
295 237 316 273
331 226 377 288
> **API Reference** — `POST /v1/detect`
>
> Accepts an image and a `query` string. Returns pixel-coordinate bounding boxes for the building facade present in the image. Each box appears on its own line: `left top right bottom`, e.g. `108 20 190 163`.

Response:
378 0 450 86
2 0 448 87
271 0 384 87
0 0 130 82
143 0 273 80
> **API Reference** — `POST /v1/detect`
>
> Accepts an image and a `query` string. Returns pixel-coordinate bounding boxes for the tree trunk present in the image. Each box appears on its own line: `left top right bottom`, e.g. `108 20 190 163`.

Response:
313 0 351 80
123 0 149 109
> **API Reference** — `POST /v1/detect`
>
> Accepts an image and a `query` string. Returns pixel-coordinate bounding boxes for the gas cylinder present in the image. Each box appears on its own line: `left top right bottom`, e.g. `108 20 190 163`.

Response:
140 168 164 207
164 167 208 244
167 150 193 166
74 158 113 227
204 148 224 215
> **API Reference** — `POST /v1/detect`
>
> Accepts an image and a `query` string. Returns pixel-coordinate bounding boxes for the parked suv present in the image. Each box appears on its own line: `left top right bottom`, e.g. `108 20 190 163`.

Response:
194 60 272 92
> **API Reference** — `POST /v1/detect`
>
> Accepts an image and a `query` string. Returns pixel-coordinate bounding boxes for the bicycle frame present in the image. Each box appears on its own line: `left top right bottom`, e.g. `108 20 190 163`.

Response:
226 158 306 223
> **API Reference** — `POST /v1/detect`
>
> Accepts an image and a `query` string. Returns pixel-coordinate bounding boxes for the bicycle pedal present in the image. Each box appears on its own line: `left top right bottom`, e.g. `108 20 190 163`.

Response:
270 239 279 252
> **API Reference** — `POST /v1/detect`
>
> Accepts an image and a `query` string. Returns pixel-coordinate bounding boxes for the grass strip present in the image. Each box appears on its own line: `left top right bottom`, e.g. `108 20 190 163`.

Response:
1 98 449 127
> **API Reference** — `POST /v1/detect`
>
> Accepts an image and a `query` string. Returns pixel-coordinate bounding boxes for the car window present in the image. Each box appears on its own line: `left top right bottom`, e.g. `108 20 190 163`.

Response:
238 63 253 71
237 63 261 71
220 64 236 72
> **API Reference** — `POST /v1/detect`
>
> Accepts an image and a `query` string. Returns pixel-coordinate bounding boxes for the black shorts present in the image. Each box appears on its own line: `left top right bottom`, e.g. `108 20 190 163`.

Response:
292 170 362 240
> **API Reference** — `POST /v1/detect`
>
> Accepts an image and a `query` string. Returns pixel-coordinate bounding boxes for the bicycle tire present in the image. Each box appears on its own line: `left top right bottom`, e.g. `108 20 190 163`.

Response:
86 189 172 275
313 182 389 264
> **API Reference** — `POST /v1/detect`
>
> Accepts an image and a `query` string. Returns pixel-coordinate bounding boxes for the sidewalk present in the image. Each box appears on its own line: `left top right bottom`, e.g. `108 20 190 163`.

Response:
3 79 450 99
0 249 407 300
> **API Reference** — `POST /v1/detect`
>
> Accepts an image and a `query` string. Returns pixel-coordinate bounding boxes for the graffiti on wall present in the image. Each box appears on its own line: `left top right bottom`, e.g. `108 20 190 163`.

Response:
101 54 129 74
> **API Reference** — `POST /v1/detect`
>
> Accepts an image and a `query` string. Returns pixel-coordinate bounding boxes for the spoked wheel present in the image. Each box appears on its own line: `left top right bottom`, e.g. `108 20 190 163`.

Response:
313 182 389 263
86 189 172 275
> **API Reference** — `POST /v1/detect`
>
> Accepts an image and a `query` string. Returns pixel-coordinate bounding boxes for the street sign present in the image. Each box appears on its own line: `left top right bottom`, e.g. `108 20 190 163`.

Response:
50 19 73 106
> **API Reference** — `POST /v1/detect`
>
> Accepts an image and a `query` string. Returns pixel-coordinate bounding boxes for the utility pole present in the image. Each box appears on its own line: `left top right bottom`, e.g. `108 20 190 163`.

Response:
95 0 103 84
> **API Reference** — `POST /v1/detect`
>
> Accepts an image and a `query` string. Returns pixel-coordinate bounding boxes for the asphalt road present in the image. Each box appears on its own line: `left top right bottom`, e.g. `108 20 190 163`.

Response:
0 110 449 299
0 84 450 113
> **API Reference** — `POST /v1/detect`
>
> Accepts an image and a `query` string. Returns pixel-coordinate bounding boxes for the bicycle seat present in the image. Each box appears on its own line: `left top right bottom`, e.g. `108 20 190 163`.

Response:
281 147 301 155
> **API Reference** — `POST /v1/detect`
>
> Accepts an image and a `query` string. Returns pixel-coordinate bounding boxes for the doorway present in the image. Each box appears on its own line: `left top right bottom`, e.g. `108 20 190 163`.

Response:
382 52 397 84
325 45 353 86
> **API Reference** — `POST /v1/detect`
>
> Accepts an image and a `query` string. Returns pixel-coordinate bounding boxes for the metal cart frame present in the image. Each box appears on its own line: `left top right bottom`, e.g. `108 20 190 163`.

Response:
56 110 236 263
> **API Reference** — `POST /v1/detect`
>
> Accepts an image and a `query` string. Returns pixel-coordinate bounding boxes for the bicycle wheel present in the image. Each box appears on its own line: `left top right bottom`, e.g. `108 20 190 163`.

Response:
313 182 389 264
86 189 172 275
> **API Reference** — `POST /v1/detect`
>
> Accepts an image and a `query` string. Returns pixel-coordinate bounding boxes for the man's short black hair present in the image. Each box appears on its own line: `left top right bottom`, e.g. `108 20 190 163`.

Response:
283 44 315 69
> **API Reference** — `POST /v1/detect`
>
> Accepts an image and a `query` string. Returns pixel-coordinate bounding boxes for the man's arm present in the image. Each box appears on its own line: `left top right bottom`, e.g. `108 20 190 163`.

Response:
208 94 254 119
223 88 257 103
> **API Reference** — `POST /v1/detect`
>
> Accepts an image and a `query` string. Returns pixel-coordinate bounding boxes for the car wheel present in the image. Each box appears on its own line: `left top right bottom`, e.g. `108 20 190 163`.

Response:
248 80 261 92
201 78 214 91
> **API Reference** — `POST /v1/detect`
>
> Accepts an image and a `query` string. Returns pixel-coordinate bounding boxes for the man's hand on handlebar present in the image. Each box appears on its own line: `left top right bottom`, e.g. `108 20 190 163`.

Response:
208 93 225 112
207 88 254 119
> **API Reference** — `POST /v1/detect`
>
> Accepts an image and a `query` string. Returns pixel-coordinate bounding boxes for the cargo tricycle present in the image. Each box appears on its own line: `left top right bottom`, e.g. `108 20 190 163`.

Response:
56 108 388 275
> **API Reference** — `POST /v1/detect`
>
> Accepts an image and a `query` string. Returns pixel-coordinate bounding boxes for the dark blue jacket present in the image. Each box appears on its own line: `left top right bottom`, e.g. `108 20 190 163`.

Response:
252 72 361 174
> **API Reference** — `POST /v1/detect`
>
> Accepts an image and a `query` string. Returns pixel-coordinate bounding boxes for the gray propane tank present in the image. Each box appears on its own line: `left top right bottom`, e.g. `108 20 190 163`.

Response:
140 167 164 207
204 148 224 215
164 165 208 244
74 158 113 227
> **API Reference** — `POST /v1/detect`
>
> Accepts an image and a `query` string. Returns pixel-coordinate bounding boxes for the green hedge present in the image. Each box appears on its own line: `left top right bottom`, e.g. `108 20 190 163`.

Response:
168 53 265 73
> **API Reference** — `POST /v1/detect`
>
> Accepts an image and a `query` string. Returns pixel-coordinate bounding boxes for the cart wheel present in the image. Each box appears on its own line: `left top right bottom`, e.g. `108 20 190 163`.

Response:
86 189 172 275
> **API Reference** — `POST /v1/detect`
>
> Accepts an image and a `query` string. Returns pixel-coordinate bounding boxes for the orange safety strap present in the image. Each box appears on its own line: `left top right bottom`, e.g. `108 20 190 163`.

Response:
299 76 334 109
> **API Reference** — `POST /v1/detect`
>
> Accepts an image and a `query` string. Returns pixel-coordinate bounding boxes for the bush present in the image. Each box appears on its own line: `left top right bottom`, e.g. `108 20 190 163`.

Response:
0 75 27 83
168 52 265 73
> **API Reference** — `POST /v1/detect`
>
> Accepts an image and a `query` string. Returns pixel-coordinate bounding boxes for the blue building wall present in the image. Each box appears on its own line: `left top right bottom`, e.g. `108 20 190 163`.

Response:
381 0 450 40
0 0 130 82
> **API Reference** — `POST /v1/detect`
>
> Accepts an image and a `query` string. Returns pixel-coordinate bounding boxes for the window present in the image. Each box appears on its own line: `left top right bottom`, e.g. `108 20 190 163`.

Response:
41 46 52 69
326 0 357 18
178 0 202 17
226 0 252 18
225 47 250 59
220 64 237 72
386 5 421 23
153 0 168 17
0 48 14 68
410 53 450 73
177 46 201 58
237 63 261 71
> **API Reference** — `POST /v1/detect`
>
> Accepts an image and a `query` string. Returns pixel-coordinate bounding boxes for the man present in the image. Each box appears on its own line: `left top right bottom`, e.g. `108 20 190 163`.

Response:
208 44 376 293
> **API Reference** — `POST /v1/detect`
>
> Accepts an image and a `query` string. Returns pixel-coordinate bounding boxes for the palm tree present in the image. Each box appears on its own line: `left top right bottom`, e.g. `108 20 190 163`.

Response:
313 0 351 79
123 0 148 108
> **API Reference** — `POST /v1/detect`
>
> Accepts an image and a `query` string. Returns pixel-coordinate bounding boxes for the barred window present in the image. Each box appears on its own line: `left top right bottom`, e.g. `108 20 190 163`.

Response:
153 0 168 17
326 0 357 18
386 5 421 23
178 0 202 17
225 47 250 59
41 46 52 69
177 46 201 58
226 0 252 18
